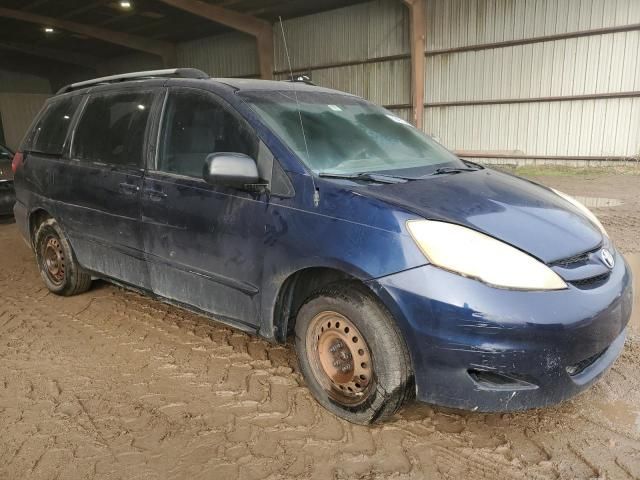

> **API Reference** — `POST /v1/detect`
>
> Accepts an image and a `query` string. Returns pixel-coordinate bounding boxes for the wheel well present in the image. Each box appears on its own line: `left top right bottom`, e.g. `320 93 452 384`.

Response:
273 267 363 342
29 209 52 247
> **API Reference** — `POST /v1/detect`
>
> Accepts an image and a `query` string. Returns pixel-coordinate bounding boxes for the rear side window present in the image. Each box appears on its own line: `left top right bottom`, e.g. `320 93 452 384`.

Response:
29 96 81 155
73 91 154 167
157 89 258 177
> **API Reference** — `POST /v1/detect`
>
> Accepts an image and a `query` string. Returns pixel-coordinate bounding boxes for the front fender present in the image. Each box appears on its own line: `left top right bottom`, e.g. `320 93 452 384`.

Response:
258 185 427 340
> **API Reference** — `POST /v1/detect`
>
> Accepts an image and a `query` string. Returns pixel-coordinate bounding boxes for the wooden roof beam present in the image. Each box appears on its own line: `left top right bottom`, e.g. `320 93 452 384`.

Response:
0 7 176 66
158 0 273 79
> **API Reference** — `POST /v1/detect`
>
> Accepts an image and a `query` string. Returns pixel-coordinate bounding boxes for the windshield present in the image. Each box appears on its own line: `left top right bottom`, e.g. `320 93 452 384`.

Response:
240 90 464 176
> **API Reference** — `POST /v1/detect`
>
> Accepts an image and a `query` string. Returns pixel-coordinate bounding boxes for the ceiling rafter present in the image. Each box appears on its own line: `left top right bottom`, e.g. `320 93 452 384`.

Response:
99 10 139 27
0 6 176 66
22 0 49 12
59 0 110 20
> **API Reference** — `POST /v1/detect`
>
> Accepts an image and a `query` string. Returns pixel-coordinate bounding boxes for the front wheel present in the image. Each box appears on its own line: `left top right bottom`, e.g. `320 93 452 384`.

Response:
295 282 413 424
34 218 92 296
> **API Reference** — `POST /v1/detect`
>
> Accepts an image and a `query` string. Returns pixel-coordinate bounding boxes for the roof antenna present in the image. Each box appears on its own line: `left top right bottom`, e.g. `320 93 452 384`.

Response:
278 16 319 208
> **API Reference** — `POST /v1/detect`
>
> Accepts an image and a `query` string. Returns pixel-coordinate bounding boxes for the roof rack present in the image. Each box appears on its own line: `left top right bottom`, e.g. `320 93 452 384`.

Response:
56 68 209 94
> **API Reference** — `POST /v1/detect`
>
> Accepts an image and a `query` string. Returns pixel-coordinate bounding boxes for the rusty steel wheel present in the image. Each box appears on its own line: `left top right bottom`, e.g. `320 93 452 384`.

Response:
305 310 374 405
34 218 92 296
295 283 413 424
42 235 65 286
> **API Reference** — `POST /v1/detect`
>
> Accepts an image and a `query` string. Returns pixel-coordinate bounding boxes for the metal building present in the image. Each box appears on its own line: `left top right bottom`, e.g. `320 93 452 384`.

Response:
0 0 637 166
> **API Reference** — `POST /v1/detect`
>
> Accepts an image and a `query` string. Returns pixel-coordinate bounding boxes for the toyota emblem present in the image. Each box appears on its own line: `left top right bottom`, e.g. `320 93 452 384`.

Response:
601 249 615 269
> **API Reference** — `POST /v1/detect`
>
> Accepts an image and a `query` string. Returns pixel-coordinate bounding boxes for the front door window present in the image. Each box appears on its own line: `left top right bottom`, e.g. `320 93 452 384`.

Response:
157 89 258 178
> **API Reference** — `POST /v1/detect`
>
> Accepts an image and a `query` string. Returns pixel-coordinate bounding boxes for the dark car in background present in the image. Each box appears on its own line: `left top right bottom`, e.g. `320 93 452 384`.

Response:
10 69 633 425
0 143 15 216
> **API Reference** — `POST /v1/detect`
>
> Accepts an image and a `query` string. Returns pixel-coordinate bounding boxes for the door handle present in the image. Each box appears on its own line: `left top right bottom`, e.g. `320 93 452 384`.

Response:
119 182 140 195
143 188 168 200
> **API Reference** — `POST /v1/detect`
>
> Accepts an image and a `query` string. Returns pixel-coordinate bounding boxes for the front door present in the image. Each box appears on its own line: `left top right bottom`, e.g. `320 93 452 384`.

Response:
141 88 267 327
60 89 158 289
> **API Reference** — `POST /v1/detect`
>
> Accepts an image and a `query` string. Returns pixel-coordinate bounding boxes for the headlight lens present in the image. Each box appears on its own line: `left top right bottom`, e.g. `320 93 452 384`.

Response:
406 220 567 290
551 188 607 237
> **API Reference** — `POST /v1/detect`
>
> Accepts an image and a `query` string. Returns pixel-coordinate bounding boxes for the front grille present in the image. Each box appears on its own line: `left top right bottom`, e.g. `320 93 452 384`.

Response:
570 272 610 289
551 245 613 289
566 348 608 376
551 246 600 267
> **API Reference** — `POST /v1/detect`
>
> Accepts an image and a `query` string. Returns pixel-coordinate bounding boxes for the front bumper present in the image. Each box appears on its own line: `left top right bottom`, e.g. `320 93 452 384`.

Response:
0 180 15 216
368 250 633 412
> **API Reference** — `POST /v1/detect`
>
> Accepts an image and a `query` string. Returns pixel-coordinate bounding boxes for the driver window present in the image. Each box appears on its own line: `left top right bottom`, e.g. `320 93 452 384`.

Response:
158 89 258 177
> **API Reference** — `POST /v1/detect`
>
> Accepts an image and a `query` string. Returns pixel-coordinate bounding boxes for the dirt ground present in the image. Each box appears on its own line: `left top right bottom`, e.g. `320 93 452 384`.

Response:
1 169 639 480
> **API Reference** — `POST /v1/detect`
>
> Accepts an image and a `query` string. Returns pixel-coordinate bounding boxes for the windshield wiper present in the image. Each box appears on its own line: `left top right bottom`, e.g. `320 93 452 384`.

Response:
318 172 415 184
429 166 482 176
319 161 484 182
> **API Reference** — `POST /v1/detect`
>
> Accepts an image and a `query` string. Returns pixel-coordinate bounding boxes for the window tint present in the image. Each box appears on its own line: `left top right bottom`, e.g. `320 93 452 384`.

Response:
30 96 81 155
74 91 154 167
158 90 257 177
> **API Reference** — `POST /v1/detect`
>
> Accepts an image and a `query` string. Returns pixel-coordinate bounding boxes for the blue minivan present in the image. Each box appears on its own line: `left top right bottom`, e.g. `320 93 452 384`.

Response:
12 69 633 424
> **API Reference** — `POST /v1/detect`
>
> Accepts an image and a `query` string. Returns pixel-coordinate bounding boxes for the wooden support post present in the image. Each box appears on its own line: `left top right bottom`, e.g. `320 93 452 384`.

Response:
256 26 274 80
158 0 273 79
403 0 426 130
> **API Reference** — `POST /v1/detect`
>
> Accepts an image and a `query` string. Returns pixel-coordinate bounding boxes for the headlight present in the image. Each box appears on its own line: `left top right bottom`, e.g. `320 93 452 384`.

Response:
406 220 567 291
551 188 607 237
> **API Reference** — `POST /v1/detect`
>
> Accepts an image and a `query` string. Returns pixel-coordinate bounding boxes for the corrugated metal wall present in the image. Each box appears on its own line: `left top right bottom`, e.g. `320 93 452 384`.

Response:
98 52 162 76
0 70 50 94
0 93 50 149
0 70 51 149
274 0 411 117
95 0 640 165
424 0 640 164
178 32 258 77
98 32 259 78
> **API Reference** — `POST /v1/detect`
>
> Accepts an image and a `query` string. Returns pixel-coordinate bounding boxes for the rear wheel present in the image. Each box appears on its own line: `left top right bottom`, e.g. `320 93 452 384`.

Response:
295 282 413 424
34 218 92 296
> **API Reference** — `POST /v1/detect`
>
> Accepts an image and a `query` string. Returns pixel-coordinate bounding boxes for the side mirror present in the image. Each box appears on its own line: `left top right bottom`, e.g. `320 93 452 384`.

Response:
203 152 261 189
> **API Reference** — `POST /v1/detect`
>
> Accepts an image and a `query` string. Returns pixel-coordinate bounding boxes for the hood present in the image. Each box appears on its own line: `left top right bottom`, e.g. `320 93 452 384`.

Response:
352 169 602 263
0 158 12 182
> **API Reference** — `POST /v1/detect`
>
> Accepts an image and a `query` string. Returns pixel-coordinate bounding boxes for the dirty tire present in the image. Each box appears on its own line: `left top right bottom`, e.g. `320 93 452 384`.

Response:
295 282 414 425
34 218 92 296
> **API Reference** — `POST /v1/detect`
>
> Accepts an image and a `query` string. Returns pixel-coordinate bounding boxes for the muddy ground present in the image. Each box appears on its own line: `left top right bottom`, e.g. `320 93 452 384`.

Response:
1 169 639 480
